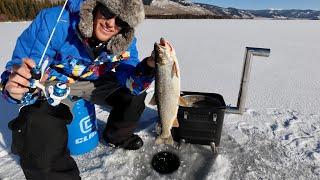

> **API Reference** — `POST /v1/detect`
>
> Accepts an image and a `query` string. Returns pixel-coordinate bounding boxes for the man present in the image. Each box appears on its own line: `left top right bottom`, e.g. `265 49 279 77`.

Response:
0 0 157 179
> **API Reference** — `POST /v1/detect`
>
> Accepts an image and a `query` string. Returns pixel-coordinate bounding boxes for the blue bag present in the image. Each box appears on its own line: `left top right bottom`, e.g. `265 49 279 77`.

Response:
67 99 99 155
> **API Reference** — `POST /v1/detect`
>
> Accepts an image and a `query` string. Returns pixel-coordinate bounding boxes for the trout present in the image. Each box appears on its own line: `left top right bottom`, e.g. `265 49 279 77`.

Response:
150 38 185 145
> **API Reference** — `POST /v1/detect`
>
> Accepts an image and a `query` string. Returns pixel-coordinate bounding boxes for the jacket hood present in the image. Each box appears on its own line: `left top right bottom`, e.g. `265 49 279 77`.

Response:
66 0 84 13
70 0 145 55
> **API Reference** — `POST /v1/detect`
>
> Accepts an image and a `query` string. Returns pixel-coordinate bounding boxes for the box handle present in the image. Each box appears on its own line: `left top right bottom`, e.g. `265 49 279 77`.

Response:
212 114 217 122
184 111 188 120
209 112 217 122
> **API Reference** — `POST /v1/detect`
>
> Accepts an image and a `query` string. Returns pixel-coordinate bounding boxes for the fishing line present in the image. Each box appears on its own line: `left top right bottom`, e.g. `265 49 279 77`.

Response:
38 0 69 68
21 0 70 105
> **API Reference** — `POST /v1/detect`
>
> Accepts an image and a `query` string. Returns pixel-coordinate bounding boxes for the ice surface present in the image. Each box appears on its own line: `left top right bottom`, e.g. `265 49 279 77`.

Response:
0 20 320 179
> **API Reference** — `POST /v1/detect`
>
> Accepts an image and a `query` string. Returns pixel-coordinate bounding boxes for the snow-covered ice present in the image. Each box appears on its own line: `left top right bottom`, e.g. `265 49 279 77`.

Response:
0 19 320 179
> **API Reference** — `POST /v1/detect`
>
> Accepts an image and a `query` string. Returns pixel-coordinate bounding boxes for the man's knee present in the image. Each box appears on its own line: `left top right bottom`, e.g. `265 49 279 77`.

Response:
106 88 147 110
19 101 71 146
129 92 147 111
9 101 72 167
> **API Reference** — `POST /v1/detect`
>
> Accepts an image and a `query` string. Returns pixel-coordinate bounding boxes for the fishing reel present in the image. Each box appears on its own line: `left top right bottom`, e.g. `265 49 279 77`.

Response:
47 83 70 106
21 67 70 106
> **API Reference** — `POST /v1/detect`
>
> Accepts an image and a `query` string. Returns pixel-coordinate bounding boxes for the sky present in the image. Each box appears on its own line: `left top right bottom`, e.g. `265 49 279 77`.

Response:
192 0 320 10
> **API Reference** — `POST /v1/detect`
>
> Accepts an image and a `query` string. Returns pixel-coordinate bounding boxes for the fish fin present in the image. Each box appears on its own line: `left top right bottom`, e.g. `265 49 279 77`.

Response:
149 94 157 106
179 96 188 107
172 60 179 78
164 136 174 145
155 122 161 136
155 136 174 145
172 117 179 127
155 137 164 145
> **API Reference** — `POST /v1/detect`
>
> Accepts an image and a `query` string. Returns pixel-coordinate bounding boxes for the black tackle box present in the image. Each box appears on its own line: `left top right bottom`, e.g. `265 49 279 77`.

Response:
172 91 226 146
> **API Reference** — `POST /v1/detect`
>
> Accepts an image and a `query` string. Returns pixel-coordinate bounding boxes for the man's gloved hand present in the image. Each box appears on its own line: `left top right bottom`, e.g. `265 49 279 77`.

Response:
5 58 48 101
4 58 35 101
146 56 155 68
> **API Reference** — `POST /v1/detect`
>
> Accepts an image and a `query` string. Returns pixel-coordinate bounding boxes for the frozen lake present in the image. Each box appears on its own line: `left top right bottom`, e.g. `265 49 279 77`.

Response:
0 19 320 179
136 19 320 113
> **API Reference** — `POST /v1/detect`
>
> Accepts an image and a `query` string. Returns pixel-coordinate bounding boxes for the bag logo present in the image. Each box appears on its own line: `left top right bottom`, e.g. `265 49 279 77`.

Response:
79 115 93 134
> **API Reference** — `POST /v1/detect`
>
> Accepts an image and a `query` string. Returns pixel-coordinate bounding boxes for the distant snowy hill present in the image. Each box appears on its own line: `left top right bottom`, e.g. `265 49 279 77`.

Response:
143 0 320 19
195 2 320 20
36 0 320 19
195 3 254 19
143 0 222 18
249 9 320 20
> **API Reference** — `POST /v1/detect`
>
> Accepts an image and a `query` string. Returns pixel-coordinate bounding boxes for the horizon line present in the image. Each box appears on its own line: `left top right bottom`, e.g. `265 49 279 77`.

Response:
194 2 320 11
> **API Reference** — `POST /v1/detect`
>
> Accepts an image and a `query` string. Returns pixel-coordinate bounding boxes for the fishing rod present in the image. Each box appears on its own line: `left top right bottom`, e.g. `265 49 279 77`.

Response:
21 0 70 106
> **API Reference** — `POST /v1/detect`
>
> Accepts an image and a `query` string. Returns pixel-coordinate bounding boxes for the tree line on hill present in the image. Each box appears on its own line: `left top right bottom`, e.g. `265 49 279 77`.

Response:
146 14 228 19
0 0 62 21
0 0 225 22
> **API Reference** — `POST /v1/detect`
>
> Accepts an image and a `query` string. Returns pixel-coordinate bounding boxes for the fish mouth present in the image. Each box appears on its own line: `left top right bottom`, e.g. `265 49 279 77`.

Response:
160 37 166 46
154 44 167 65
155 38 173 51
154 38 174 65
160 38 173 52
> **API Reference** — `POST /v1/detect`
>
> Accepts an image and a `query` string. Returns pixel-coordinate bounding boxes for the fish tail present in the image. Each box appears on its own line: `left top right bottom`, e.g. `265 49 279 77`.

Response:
155 137 164 145
164 136 174 145
155 136 174 145
161 128 172 139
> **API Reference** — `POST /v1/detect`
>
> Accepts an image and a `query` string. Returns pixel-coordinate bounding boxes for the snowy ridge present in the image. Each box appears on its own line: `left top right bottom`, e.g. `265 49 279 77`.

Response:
143 0 320 19
144 0 215 16
196 3 320 20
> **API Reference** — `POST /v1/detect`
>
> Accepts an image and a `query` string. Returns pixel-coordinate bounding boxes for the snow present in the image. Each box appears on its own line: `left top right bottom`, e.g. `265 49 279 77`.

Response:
1 19 320 179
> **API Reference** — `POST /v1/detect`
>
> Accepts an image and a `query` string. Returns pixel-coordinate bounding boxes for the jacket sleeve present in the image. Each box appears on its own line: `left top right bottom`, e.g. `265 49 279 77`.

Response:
0 7 66 103
115 37 155 95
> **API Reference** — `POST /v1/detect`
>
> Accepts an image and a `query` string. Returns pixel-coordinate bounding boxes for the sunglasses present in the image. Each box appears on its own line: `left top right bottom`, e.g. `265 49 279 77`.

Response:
97 4 129 29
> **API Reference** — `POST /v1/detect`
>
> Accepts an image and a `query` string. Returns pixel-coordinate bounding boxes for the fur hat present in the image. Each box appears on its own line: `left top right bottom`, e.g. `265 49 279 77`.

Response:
78 0 145 55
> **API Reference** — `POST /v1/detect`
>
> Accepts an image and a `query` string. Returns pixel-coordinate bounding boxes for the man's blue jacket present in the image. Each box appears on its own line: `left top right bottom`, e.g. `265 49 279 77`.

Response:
0 0 154 103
